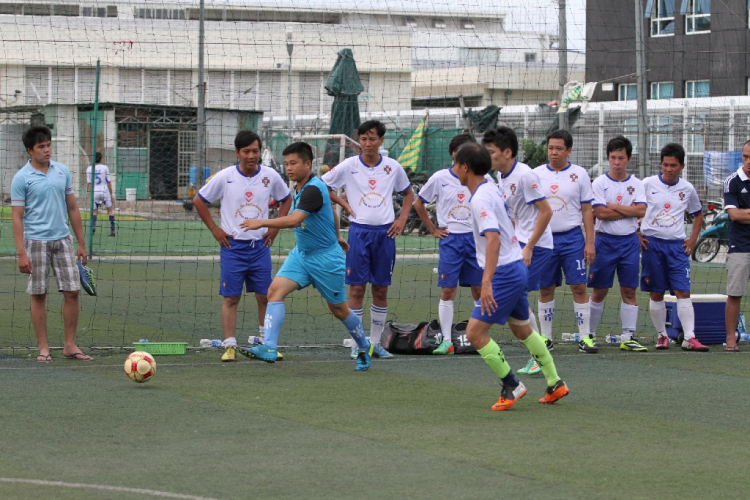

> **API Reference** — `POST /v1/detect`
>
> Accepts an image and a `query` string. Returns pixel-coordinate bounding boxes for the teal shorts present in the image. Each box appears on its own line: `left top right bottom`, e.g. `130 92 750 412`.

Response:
277 244 348 305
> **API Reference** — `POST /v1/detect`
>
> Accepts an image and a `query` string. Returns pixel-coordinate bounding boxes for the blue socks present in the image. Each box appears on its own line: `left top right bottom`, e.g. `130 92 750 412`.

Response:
109 215 115 233
343 311 369 350
263 301 285 350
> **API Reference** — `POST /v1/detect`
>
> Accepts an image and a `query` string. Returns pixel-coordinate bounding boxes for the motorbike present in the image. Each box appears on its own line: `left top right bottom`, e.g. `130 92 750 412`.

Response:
691 209 730 263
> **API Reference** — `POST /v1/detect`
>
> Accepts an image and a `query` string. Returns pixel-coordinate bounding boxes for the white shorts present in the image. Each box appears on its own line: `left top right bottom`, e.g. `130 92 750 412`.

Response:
94 191 112 209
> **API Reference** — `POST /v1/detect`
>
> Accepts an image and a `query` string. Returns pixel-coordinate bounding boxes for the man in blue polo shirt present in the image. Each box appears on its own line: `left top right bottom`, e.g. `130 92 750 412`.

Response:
11 125 92 362
723 140 750 351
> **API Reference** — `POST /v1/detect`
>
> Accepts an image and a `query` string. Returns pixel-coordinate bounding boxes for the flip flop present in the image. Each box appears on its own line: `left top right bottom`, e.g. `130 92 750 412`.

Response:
63 352 93 361
725 345 740 352
36 354 52 362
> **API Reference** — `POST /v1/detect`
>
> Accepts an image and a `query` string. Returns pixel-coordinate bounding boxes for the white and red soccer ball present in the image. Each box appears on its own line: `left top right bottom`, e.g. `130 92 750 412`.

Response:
124 352 156 383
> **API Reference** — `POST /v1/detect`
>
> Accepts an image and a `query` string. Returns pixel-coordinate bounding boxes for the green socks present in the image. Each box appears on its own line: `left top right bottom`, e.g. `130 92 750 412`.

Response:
522 331 561 386
477 339 511 380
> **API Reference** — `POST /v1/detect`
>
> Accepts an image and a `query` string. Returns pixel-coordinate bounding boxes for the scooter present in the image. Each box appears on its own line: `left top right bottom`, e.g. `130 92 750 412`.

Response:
691 209 730 263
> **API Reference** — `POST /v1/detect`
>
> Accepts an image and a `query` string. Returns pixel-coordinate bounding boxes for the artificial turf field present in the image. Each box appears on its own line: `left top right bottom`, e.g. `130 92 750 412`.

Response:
1 346 750 500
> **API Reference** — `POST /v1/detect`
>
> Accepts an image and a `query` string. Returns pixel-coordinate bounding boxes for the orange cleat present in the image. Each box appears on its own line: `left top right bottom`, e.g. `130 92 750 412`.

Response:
539 380 570 404
491 382 527 411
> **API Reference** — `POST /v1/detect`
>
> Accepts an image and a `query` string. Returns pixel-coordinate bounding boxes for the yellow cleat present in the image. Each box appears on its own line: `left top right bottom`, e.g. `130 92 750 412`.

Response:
221 345 236 362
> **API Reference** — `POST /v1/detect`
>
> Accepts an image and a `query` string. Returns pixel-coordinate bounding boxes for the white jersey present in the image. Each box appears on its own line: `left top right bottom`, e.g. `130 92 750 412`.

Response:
418 168 494 234
469 180 522 269
322 155 411 226
198 164 291 241
641 174 702 240
86 164 111 193
533 163 594 233
592 174 647 235
498 160 553 249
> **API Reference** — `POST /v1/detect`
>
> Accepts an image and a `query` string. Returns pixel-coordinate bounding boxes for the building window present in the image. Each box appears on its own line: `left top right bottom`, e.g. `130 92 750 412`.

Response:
685 0 710 34
433 18 446 29
525 53 537 63
618 83 637 101
136 8 186 20
404 16 417 27
461 19 475 29
650 115 675 151
651 82 674 99
651 0 675 37
460 48 501 65
82 6 106 17
682 0 711 34
686 80 710 98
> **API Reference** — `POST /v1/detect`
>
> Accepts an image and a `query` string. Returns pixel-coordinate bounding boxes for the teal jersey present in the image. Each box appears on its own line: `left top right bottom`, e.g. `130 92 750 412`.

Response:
293 176 337 252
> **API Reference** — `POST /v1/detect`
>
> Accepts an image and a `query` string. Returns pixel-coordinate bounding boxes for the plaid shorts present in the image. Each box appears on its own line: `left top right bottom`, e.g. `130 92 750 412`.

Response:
24 236 80 295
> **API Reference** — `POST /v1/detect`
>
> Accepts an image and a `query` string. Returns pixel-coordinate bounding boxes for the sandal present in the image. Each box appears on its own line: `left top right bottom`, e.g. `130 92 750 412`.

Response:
36 354 52 362
63 351 93 361
725 345 740 352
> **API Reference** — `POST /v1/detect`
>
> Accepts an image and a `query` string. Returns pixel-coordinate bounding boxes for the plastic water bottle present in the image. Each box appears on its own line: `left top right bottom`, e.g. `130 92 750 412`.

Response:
199 339 211 348
210 339 222 348
741 333 750 342
139 339 148 343
605 335 621 344
343 338 356 348
561 333 576 342
247 336 263 346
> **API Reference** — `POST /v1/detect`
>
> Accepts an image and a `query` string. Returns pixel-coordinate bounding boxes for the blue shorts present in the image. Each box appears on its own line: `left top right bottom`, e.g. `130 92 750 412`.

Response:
640 236 691 293
278 244 348 304
519 242 553 292
346 223 396 287
540 228 587 288
438 232 483 288
219 239 272 297
587 232 641 289
470 260 530 325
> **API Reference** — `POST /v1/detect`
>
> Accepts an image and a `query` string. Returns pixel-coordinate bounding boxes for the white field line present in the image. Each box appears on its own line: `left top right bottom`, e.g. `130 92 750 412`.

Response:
0 478 221 500
1 253 439 262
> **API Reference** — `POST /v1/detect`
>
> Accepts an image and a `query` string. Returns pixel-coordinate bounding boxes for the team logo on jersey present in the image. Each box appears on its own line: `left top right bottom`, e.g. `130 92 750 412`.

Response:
509 183 517 195
384 165 392 175
664 202 671 213
570 174 578 182
511 236 518 245
480 208 489 219
440 273 445 281
588 272 594 281
457 193 465 203
644 276 651 285
368 179 377 190
531 182 539 190
616 195 623 205
245 191 253 202
679 192 685 200
627 186 635 195
550 184 559 194
262 177 270 187
346 268 351 276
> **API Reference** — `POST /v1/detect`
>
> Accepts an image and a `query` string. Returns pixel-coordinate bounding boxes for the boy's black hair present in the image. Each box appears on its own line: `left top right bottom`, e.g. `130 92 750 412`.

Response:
606 135 632 158
547 129 573 149
282 142 314 163
357 120 386 138
454 142 492 176
482 126 519 158
660 143 685 165
235 130 262 151
95 152 103 163
22 125 52 151
448 133 476 155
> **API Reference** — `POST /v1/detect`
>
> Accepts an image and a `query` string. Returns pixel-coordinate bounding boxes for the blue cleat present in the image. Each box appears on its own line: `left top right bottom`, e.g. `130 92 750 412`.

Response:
355 343 374 371
245 344 278 363
372 343 394 359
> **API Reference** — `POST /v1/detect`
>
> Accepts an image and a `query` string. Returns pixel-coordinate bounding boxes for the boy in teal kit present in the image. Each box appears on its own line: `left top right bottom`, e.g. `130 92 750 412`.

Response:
239 142 373 370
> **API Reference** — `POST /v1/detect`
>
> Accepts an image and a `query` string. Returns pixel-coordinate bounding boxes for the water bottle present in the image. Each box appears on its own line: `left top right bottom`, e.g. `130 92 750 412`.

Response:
247 336 263 346
139 339 148 343
199 339 211 348
561 333 574 341
343 338 356 348
210 339 222 348
741 333 750 342
605 335 621 344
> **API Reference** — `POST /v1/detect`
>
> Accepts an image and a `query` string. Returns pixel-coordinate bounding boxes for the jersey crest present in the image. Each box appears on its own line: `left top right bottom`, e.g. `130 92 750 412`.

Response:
368 179 377 190
550 184 559 194
570 173 578 182
679 191 685 200
384 165 392 175
457 192 465 203
245 191 253 202
262 177 270 187
616 195 623 205
627 186 635 195
664 202 671 213
509 183 517 195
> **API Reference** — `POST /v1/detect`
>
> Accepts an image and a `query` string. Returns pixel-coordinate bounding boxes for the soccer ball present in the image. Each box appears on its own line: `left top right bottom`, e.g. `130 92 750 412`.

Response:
124 352 157 383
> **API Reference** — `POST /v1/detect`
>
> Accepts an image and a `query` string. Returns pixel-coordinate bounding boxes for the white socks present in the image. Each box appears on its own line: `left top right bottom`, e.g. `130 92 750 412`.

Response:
620 303 639 340
370 304 388 345
589 300 605 337
650 300 667 337
539 300 554 340
438 299 453 343
574 302 591 336
677 298 695 340
221 336 237 348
